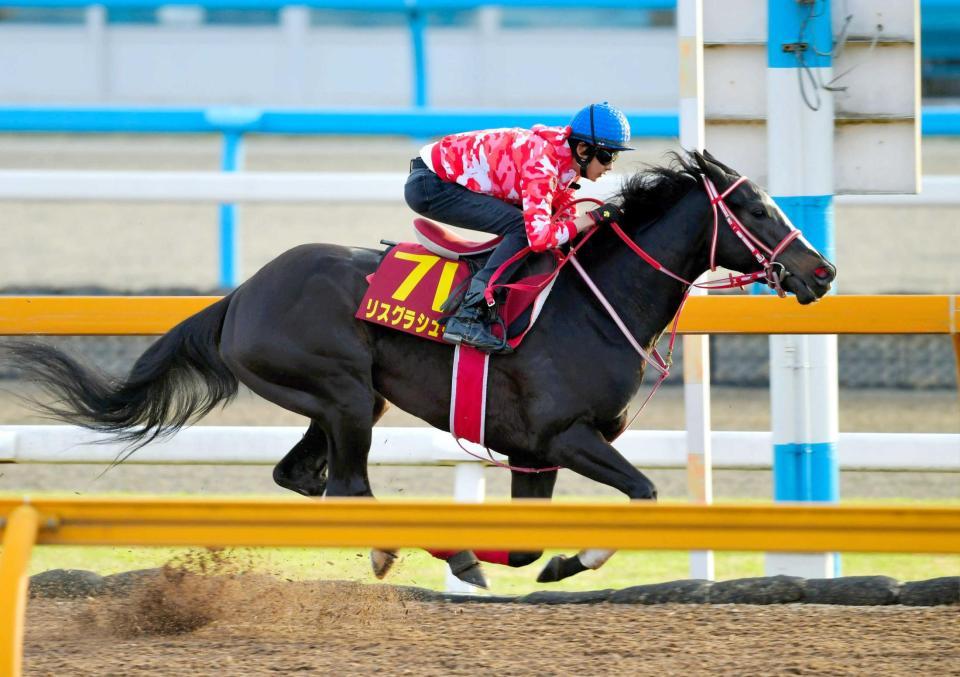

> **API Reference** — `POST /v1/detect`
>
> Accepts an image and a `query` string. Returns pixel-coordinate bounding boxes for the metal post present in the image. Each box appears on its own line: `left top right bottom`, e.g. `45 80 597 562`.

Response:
280 6 309 105
85 5 107 101
408 10 428 108
477 7 501 107
219 131 244 289
445 463 486 593
678 0 713 581
0 505 40 677
765 0 839 579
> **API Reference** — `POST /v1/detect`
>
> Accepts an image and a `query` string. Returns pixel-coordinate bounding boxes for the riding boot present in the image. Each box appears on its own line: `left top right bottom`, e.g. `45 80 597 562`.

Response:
442 278 510 354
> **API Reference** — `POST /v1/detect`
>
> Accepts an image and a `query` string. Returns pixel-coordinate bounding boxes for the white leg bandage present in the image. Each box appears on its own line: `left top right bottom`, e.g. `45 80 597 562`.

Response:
577 548 616 570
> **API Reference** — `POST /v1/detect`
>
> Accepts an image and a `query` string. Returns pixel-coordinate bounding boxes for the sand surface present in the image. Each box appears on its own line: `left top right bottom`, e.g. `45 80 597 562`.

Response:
23 573 960 676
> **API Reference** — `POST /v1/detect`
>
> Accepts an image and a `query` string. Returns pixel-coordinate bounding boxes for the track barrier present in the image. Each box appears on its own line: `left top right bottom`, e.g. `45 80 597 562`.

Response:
1 294 957 336
2 496 959 675
2 296 957 387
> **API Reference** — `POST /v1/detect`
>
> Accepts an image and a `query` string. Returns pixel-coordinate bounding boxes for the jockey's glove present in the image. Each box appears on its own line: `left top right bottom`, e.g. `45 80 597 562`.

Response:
587 202 624 227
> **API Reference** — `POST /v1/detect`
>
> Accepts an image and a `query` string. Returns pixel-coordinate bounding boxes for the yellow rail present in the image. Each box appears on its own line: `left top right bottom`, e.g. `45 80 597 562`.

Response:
0 506 38 677
0 294 957 335
2 497 958 553
2 497 958 675
0 295 219 335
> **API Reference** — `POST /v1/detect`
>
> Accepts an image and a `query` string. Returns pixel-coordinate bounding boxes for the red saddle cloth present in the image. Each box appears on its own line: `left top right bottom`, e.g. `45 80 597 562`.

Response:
356 219 561 446
356 219 559 349
356 240 470 342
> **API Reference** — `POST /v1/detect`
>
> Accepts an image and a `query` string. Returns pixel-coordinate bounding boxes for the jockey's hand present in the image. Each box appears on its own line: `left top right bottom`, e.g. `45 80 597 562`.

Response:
587 202 624 228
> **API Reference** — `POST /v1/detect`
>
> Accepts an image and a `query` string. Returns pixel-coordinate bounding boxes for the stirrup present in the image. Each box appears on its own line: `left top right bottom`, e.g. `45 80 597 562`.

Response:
442 317 512 354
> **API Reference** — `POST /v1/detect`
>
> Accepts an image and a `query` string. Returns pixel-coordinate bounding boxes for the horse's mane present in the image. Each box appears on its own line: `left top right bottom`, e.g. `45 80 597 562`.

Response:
614 151 701 228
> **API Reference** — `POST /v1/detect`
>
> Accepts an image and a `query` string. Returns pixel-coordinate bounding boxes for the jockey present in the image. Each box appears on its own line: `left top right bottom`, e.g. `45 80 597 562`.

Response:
404 101 633 353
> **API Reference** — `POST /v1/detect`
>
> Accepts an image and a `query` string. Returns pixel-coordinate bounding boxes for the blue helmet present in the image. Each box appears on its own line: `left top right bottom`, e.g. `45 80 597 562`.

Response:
569 102 633 151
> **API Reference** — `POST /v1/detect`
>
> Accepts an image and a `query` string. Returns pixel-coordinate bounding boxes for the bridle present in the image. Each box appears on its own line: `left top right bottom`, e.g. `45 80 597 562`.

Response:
605 173 802 299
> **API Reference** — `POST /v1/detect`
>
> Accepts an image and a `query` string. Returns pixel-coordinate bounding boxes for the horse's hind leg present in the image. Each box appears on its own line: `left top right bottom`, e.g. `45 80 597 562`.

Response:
274 420 329 497
274 396 389 498
505 462 558 567
423 458 557 589
225 352 380 498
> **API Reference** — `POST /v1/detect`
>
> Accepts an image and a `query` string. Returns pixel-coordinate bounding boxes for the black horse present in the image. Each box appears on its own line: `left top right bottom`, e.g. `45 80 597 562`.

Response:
9 151 835 585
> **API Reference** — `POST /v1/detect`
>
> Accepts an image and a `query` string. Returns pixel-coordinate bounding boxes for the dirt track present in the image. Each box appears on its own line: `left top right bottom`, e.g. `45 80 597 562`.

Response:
23 576 960 676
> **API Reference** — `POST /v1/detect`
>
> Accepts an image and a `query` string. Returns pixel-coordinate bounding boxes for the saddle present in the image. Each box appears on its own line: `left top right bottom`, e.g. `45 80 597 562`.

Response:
356 218 560 351
413 218 502 260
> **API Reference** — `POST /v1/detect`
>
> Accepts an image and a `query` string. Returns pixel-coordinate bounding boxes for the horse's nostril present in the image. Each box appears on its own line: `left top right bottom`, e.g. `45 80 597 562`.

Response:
814 266 832 280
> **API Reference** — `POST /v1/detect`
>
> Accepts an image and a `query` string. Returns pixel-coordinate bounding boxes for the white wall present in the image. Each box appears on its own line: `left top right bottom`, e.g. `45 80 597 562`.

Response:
0 18 679 108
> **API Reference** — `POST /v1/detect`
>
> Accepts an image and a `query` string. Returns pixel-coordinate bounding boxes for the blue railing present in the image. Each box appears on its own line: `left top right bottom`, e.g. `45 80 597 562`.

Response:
0 0 673 7
1 106 954 137
0 107 679 136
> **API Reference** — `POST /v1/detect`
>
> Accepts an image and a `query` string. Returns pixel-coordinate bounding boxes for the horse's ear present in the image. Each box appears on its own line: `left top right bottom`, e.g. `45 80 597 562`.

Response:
690 149 719 180
701 148 738 177
689 150 709 174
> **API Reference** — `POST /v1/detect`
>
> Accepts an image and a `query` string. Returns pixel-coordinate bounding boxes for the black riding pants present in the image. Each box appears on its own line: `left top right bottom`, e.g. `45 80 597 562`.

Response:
404 157 528 285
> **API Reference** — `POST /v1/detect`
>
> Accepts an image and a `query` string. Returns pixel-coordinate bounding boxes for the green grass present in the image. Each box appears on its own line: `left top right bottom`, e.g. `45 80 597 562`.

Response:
27 547 958 596
13 494 958 595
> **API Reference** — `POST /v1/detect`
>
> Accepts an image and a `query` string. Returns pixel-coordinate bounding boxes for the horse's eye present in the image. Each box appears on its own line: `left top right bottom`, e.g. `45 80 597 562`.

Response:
751 207 766 218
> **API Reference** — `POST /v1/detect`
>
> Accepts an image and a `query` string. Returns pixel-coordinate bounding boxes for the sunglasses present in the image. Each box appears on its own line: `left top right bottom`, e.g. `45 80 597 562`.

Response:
593 147 619 165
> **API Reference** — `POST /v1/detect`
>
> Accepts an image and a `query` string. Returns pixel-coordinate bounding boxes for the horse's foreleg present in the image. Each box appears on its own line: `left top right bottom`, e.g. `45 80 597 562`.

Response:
536 548 616 583
536 423 657 583
545 423 657 499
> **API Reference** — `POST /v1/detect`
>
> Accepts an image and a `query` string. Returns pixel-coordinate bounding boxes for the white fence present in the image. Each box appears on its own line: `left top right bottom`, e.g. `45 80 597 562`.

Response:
1 170 959 205
3 425 957 471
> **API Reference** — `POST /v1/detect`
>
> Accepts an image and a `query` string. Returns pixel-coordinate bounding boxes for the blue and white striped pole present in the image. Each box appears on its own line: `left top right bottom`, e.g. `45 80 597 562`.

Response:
765 0 839 578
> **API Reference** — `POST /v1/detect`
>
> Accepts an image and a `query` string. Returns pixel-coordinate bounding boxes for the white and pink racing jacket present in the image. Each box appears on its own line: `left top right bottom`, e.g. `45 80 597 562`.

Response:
426 125 580 252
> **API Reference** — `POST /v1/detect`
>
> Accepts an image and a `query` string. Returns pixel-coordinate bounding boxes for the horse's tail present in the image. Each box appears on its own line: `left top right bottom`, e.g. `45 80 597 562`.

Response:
7 295 238 453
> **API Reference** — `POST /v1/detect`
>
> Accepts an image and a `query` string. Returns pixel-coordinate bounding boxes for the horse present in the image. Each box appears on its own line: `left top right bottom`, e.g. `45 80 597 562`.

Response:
8 150 836 587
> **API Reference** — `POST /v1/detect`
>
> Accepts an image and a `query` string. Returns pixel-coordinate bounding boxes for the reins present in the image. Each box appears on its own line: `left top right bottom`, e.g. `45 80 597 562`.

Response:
471 171 801 471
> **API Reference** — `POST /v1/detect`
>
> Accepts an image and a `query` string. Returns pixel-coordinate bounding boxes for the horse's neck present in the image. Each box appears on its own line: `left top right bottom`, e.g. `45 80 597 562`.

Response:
583 186 712 340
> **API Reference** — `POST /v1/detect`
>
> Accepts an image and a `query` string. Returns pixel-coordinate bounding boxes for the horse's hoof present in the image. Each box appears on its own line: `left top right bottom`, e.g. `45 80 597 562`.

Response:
370 549 398 579
447 550 489 589
536 554 588 583
273 470 327 498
